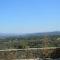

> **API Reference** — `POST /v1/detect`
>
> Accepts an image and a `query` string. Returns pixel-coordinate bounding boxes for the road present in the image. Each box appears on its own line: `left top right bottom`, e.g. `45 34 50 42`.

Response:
0 47 60 51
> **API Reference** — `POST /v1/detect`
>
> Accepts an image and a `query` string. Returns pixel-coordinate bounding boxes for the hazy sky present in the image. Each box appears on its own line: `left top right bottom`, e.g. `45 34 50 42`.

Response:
0 0 60 33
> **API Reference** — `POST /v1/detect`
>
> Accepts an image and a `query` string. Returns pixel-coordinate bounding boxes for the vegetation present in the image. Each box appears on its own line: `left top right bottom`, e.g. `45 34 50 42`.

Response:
0 34 60 49
0 33 60 59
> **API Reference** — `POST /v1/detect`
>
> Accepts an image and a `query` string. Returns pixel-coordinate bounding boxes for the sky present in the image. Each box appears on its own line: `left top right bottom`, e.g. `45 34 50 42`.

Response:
0 0 60 34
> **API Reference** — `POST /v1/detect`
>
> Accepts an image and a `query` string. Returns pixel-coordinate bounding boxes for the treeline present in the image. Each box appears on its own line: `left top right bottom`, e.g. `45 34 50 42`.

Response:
0 35 60 49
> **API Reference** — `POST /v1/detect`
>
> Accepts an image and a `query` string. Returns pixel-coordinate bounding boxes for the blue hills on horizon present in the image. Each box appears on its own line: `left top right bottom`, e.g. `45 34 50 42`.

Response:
0 31 60 37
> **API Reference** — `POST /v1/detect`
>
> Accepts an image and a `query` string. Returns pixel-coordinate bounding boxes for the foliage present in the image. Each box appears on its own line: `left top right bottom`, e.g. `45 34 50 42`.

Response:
0 35 60 49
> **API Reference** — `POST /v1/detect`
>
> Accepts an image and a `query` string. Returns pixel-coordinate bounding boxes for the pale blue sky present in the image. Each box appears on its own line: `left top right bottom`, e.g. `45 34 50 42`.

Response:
0 0 60 33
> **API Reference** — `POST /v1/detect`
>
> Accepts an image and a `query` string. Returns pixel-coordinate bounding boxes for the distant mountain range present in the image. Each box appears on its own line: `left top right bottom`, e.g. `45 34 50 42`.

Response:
0 31 60 38
32 31 60 36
